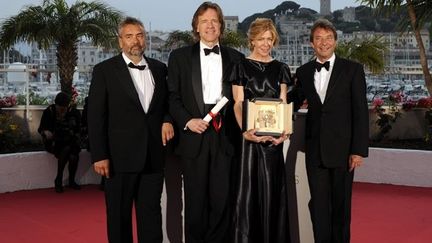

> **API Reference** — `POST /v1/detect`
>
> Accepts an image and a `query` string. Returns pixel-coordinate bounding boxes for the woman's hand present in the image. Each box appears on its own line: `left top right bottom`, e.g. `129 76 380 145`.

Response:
243 129 273 143
271 132 289 146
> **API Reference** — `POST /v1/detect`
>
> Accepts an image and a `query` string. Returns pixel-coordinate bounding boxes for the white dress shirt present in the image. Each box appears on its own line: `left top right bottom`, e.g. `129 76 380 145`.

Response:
122 53 155 113
314 53 336 103
200 41 223 104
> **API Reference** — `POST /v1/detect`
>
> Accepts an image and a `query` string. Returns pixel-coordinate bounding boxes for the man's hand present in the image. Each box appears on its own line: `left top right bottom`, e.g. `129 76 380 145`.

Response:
349 154 363 172
186 118 209 134
94 159 110 178
162 122 174 146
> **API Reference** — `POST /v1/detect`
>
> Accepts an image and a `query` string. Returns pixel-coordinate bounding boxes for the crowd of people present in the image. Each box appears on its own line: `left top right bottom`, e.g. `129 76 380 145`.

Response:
39 1 369 243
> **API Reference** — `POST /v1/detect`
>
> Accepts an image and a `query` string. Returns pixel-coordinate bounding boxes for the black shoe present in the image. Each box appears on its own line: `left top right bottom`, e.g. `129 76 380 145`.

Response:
68 182 81 190
55 185 64 193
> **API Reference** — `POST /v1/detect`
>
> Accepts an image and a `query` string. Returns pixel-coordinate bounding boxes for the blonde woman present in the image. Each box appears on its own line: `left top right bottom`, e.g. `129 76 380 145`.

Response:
231 18 292 243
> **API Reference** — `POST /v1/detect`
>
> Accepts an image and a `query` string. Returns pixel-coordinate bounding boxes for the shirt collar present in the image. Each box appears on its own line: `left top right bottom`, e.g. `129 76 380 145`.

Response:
200 41 220 55
316 53 335 66
122 52 147 66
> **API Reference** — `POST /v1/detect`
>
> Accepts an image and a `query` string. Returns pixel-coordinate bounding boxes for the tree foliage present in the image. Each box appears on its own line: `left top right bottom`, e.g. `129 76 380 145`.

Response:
359 0 432 95
336 35 387 74
220 31 247 48
164 30 247 49
238 1 307 34
0 0 123 95
163 30 194 50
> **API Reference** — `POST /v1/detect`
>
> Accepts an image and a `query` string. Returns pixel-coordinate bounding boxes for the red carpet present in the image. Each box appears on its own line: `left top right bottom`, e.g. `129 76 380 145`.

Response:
0 183 431 243
0 186 107 243
351 183 432 243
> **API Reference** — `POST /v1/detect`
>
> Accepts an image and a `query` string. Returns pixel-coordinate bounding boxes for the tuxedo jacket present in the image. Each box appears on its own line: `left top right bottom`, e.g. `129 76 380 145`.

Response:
167 42 244 158
295 56 369 167
88 54 170 173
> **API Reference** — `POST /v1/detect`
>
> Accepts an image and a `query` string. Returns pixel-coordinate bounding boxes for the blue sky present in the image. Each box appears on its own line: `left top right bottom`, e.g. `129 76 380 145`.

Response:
1 0 360 31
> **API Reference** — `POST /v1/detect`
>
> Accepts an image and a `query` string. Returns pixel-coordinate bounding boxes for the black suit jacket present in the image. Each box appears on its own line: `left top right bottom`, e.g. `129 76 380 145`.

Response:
295 56 369 167
88 54 170 173
167 42 243 158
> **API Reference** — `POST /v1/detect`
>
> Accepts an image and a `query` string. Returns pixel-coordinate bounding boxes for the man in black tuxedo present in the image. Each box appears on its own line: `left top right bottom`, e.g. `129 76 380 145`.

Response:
167 2 243 243
88 17 174 243
295 19 369 243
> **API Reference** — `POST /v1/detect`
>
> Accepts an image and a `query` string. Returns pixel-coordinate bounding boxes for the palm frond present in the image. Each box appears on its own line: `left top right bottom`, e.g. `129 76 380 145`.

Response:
0 0 123 94
336 35 388 74
164 30 194 49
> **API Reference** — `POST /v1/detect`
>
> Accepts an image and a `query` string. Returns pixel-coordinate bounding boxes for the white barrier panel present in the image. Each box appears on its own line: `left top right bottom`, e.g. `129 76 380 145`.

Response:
0 151 99 193
293 150 314 243
284 111 314 243
355 147 432 187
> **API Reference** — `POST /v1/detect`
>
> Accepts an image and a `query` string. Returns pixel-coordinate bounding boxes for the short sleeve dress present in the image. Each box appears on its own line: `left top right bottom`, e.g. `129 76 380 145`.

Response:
231 58 292 243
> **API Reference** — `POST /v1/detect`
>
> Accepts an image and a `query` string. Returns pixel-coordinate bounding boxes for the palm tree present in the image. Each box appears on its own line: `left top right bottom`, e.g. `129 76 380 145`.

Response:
163 30 194 50
359 0 432 95
0 0 122 95
336 35 388 74
220 30 248 48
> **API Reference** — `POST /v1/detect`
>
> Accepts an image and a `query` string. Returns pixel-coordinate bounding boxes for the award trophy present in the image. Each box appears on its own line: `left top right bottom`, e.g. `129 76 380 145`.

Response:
243 97 293 136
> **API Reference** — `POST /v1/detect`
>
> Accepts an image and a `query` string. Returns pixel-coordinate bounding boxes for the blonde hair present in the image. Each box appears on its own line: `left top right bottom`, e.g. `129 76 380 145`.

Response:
247 18 279 51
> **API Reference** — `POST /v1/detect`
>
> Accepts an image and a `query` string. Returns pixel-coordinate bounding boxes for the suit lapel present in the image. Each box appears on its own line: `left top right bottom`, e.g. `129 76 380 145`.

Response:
145 56 158 113
323 56 343 104
191 42 205 114
220 46 232 100
305 61 322 105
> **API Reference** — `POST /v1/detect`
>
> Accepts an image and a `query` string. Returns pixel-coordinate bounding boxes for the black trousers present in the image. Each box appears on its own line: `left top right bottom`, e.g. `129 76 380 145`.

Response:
54 145 79 185
182 127 233 243
104 171 164 243
306 163 354 243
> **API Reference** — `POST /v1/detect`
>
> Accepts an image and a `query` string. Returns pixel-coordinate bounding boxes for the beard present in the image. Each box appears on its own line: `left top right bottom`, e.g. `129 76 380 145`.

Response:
127 45 145 57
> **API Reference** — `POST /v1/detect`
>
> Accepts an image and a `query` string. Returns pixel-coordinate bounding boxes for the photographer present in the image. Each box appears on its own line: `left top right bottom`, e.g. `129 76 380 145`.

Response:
38 92 81 193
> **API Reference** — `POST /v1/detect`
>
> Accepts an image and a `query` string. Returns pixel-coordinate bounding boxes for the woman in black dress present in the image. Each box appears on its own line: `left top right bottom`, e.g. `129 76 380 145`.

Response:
231 18 292 243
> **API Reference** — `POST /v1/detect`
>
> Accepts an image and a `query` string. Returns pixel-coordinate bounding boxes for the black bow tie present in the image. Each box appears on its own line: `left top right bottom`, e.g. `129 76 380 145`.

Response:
315 61 330 72
204 45 220 55
128 62 146 70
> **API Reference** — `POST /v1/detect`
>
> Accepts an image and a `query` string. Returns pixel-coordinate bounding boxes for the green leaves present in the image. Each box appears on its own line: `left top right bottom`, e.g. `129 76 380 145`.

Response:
358 0 432 95
0 0 123 95
163 30 247 49
336 35 387 74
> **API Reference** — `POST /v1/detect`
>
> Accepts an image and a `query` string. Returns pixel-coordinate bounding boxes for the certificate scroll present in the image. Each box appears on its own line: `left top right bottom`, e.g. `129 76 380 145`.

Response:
243 97 293 136
203 96 229 122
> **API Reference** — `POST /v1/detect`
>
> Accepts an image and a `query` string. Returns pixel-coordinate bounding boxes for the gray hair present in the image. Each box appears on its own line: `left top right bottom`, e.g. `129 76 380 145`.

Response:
118 16 145 36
